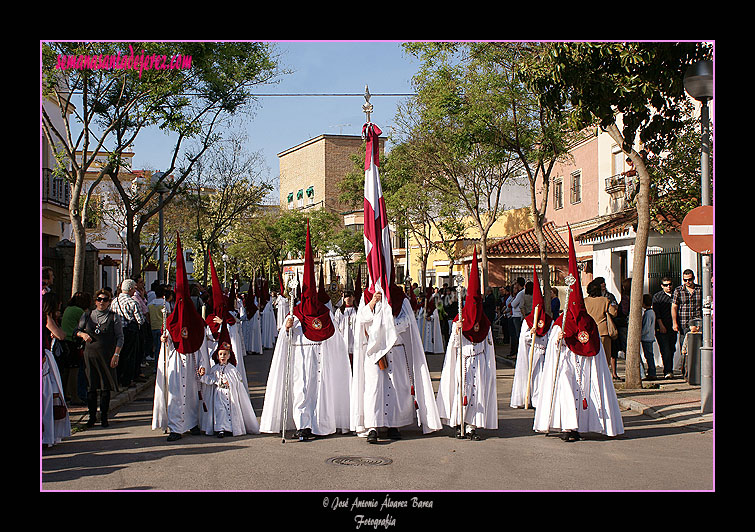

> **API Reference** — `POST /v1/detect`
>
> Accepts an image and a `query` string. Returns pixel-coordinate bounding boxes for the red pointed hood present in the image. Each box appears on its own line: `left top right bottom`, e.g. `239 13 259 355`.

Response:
243 281 257 316
292 221 335 341
166 234 206 354
555 225 600 357
206 252 235 338
362 253 406 317
454 247 490 343
318 264 330 305
525 265 553 336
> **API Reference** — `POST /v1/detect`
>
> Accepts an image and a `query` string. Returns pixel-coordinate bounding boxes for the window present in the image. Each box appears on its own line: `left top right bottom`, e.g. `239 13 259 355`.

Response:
612 145 625 176
297 189 304 208
287 192 294 209
553 178 563 210
306 186 315 205
570 170 582 204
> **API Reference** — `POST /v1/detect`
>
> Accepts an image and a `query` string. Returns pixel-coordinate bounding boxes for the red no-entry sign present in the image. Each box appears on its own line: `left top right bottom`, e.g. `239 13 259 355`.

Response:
682 205 713 254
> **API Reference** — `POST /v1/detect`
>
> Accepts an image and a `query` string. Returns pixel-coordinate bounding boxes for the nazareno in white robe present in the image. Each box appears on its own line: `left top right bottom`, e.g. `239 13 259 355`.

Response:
436 322 498 430
205 317 249 393
351 298 442 435
510 324 551 409
260 301 277 349
152 335 212 435
258 315 352 436
334 306 358 355
417 306 445 354
200 362 259 436
42 349 71 446
241 304 263 355
533 324 624 437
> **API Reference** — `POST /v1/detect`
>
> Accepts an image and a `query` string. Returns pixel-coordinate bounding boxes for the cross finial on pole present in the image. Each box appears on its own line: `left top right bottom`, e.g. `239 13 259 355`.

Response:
363 85 373 123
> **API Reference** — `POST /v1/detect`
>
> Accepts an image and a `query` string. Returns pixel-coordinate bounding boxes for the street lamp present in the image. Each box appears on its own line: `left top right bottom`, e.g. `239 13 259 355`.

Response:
683 59 713 415
152 171 169 285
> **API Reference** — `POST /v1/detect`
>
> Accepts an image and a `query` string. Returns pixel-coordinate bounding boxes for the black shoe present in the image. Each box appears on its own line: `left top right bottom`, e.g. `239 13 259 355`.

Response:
563 430 580 442
295 428 313 441
386 428 401 440
455 426 465 439
467 429 481 441
86 416 96 428
167 432 182 442
216 431 225 438
367 429 378 444
189 425 201 436
101 415 109 428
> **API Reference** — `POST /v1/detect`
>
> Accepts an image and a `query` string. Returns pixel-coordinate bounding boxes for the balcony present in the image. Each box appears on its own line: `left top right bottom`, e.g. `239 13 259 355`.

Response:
605 173 626 197
42 168 71 208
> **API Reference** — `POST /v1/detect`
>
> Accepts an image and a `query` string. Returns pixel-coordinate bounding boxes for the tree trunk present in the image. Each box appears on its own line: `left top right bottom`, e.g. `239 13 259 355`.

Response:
479 233 490 290
69 169 86 295
607 125 650 390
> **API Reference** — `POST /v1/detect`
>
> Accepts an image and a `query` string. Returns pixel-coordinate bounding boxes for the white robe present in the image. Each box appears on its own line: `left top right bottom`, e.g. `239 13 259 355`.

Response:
259 316 352 436
533 324 625 436
152 336 212 435
200 362 259 436
260 301 277 349
334 306 358 355
351 298 442 435
241 306 263 355
510 324 551 408
42 349 71 446
417 307 445 354
436 323 498 430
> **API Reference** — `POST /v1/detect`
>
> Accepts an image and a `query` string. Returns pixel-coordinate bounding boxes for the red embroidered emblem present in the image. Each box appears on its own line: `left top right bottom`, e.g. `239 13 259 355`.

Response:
577 331 590 344
312 318 322 330
181 327 189 338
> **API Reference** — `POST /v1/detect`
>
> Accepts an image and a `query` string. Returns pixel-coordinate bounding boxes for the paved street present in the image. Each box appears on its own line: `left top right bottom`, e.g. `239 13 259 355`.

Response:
41 344 714 494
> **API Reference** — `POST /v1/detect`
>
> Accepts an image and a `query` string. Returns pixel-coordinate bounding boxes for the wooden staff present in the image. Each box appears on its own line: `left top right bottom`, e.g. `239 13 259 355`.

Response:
525 304 540 409
454 274 466 438
161 305 169 433
281 274 298 443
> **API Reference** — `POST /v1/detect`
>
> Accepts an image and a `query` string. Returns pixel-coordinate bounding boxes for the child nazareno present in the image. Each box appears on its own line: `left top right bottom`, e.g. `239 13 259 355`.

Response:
198 322 259 438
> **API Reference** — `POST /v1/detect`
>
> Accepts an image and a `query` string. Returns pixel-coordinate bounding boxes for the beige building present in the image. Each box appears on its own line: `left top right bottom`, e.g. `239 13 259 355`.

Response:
278 133 384 290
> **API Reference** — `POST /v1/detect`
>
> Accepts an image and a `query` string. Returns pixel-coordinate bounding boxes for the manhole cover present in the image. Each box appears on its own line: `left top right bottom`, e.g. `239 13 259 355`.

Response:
326 456 393 466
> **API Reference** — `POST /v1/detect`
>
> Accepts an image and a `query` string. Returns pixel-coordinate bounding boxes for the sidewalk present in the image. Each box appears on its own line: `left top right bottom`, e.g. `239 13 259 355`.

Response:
66 346 713 433
494 343 713 431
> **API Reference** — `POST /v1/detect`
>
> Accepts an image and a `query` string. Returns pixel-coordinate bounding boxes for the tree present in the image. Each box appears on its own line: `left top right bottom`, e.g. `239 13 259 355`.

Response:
42 41 284 293
401 43 522 289
525 41 713 389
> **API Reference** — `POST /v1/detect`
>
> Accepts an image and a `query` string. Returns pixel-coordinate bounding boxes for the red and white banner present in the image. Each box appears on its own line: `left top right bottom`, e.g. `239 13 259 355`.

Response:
362 122 397 361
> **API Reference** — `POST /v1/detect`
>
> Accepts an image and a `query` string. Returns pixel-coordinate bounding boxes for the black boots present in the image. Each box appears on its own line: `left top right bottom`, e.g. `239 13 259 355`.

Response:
86 394 98 427
100 391 110 427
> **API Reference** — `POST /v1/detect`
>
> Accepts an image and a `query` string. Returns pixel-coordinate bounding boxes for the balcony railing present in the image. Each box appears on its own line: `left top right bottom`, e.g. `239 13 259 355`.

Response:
605 173 626 196
42 168 71 208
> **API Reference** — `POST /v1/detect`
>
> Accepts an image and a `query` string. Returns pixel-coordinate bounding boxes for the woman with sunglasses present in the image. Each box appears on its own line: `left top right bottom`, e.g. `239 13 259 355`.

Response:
74 289 123 428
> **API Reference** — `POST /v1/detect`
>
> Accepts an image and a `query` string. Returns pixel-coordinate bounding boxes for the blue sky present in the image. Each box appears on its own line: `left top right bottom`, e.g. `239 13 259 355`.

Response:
129 41 422 202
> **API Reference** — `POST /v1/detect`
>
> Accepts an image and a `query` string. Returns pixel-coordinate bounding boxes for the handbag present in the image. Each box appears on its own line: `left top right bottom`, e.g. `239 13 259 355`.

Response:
53 395 68 420
606 312 619 339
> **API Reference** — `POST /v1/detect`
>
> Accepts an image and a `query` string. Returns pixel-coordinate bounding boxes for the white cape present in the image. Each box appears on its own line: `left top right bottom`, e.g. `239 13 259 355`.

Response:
275 295 289 331
533 324 624 436
351 298 442 435
200 362 259 436
42 349 71 446
436 323 498 430
152 335 212 435
417 307 445 354
259 316 351 436
510 324 551 408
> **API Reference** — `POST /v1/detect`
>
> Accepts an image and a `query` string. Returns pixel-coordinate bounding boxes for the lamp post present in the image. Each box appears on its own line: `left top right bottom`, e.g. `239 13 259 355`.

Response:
683 59 713 415
152 171 168 286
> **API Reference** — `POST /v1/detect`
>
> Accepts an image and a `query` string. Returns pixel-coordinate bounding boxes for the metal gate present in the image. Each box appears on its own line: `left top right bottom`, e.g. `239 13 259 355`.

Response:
647 247 681 295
